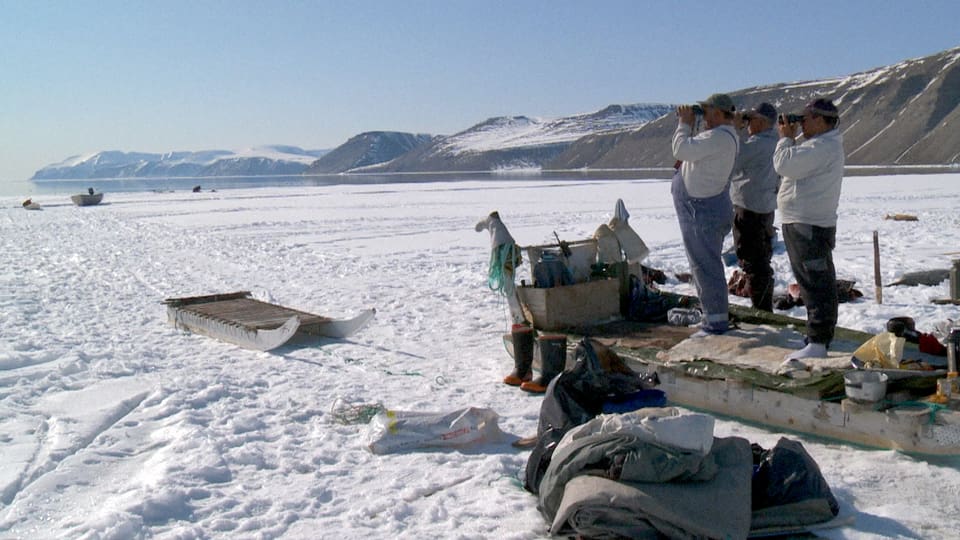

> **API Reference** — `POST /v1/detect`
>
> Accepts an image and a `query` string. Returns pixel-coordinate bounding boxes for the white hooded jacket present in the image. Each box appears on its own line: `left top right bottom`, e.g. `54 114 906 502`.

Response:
773 128 844 227
672 124 739 198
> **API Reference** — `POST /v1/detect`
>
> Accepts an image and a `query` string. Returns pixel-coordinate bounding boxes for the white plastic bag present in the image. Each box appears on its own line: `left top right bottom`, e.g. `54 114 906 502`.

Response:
556 407 715 456
593 224 622 264
364 407 504 454
852 331 904 369
608 217 649 264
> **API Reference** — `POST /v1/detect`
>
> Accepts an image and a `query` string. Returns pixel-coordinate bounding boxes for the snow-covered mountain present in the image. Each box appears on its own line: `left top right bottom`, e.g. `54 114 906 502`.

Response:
441 104 674 154
304 132 434 174
32 146 328 180
363 103 675 173
549 46 960 170
32 46 960 180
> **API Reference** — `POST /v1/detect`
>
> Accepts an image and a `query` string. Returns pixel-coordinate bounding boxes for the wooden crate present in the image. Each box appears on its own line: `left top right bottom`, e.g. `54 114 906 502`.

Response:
517 278 621 330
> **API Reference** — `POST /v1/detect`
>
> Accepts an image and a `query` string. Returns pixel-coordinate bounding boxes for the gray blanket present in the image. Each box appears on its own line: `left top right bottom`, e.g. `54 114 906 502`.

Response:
548 436 753 539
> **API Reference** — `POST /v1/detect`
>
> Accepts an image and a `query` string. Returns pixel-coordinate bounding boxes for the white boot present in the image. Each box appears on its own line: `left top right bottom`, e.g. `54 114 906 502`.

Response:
784 342 828 361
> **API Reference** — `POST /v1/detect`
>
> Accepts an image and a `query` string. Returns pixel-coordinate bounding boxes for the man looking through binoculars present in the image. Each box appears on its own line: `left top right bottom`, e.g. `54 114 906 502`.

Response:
671 93 739 336
729 102 780 312
773 98 844 361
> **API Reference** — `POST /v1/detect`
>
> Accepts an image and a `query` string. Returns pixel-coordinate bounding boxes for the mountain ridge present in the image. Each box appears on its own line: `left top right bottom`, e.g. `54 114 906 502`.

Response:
32 146 328 180
546 46 960 170
32 46 960 180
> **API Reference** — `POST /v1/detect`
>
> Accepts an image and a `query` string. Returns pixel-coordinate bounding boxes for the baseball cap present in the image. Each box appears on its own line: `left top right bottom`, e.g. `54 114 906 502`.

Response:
745 102 778 122
805 98 839 118
698 93 736 113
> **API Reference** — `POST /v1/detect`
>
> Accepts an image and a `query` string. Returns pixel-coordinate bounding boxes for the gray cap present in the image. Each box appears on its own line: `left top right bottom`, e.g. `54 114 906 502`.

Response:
805 98 839 118
745 102 778 123
698 93 736 113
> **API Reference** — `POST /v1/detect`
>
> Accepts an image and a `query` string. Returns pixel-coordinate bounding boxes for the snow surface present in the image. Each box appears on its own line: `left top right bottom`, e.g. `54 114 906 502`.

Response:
2 174 960 538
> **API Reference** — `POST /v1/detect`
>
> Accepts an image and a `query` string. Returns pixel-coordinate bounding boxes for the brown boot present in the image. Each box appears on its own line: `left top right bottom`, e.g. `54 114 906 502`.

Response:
521 335 566 393
504 324 534 386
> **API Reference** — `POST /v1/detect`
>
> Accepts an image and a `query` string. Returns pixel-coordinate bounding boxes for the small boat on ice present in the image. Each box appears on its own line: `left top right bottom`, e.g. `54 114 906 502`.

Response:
71 188 104 206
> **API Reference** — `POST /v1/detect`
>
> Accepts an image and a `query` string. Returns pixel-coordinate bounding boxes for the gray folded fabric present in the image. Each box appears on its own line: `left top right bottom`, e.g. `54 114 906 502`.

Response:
549 437 753 540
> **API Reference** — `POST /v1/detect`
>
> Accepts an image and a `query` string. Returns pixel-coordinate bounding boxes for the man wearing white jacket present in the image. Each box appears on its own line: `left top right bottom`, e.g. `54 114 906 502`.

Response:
671 93 739 336
773 98 844 360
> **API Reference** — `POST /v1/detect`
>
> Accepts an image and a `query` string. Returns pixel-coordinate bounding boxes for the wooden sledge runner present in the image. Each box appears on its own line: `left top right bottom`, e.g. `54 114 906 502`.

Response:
503 299 960 456
163 291 375 351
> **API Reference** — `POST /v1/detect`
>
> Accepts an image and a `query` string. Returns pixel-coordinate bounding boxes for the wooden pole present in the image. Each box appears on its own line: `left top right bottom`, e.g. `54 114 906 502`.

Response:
873 230 882 304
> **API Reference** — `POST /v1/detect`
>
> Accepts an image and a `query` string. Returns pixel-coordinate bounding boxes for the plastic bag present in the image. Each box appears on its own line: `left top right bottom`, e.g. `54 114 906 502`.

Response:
556 407 715 456
852 331 904 369
593 224 622 264
608 217 649 263
364 407 504 454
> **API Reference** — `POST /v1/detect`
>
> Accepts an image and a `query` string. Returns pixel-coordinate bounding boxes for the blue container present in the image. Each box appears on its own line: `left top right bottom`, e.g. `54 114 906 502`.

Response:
601 389 667 414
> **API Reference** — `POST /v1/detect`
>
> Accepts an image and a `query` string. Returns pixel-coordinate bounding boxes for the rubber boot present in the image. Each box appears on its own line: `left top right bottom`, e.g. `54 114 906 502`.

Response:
521 335 567 393
503 324 534 386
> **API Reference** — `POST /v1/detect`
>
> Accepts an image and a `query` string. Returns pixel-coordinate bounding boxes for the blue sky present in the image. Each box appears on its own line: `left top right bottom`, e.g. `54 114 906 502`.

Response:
1 0 958 181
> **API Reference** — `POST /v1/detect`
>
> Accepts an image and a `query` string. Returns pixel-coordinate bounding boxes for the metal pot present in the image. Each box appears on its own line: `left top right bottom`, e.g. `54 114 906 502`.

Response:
844 370 889 402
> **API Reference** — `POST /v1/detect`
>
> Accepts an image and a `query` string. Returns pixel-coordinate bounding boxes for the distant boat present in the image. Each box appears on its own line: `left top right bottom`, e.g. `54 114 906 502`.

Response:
71 191 104 206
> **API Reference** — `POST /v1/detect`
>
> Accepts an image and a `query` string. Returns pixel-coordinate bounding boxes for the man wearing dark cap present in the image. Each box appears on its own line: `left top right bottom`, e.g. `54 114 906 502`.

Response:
774 98 844 360
730 102 780 311
672 93 739 336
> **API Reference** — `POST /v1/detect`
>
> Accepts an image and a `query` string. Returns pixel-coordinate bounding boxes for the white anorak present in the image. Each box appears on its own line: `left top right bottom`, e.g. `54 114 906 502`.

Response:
672 123 738 198
773 129 845 227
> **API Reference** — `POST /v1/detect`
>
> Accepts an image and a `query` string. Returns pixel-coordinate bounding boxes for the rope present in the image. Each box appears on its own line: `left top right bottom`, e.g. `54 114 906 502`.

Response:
487 474 526 490
384 369 423 377
894 400 948 423
329 400 385 425
486 242 521 296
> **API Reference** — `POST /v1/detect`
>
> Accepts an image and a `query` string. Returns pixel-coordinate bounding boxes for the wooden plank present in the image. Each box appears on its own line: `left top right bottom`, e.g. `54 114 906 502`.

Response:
162 291 252 307
168 294 331 330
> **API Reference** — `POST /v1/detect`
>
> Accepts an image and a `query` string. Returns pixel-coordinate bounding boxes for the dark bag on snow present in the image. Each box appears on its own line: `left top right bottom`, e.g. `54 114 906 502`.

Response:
523 338 656 494
752 437 839 515
626 274 674 322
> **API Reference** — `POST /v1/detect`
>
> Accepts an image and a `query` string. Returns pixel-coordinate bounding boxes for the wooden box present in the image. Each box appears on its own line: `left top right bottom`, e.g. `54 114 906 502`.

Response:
517 278 621 331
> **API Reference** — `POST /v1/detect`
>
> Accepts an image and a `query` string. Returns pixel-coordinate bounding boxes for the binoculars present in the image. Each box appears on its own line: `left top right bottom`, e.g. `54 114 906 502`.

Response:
677 105 705 116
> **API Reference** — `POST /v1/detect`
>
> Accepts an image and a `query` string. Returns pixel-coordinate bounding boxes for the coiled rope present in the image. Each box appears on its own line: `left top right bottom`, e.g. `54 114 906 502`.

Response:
486 242 521 296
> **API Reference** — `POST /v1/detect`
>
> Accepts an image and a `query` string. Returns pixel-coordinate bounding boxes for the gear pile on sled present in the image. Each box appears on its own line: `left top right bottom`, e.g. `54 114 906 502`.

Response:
479 204 960 457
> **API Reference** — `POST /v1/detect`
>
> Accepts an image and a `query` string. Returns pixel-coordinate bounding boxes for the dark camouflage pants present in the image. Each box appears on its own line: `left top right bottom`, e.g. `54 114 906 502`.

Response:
733 206 775 311
782 223 838 345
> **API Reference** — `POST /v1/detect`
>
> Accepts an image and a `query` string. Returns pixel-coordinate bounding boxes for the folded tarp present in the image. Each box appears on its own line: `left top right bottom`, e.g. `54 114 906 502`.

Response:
548 436 753 539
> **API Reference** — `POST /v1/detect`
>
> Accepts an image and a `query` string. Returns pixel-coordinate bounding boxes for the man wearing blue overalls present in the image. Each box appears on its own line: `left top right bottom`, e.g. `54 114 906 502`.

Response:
671 93 739 336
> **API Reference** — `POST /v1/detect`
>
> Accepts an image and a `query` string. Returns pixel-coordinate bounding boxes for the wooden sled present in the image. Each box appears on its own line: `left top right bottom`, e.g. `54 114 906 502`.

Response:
501 299 960 457
163 291 375 351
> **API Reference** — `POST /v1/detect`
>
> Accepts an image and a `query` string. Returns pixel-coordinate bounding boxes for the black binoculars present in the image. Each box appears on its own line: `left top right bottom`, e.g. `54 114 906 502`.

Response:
779 113 804 124
677 105 704 116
